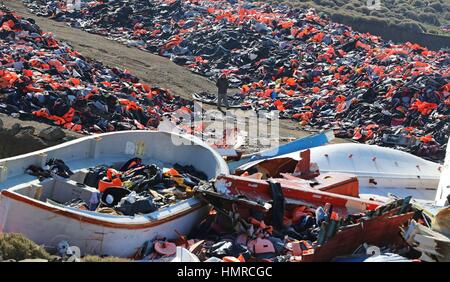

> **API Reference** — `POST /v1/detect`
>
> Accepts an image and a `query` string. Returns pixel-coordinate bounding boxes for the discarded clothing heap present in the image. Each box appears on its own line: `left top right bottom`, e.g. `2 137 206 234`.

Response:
26 158 74 180
24 0 450 160
0 9 194 134
26 157 206 216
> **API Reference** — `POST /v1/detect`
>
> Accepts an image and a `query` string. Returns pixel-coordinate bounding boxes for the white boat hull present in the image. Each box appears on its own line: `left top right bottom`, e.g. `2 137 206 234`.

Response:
0 192 209 257
277 144 442 201
0 131 228 257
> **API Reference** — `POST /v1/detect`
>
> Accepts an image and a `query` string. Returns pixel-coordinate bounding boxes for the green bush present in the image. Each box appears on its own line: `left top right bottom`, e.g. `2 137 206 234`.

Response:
284 0 448 36
404 11 419 21
429 2 443 12
358 6 370 15
384 0 397 6
299 3 311 9
412 0 424 8
342 2 357 11
397 21 425 33
319 0 336 8
445 12 450 21
396 6 408 14
418 12 441 26
334 0 347 6
379 7 390 14
424 7 436 13
0 233 52 261
352 1 362 8
369 10 384 18
445 4 450 12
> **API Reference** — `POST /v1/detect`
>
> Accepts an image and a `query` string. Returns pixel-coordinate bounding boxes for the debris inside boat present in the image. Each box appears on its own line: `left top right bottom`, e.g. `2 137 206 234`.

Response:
0 131 228 258
25 157 206 216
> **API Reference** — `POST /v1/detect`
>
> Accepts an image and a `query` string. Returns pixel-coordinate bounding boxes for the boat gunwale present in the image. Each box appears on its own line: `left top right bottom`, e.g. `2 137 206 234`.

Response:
0 130 229 184
1 189 207 230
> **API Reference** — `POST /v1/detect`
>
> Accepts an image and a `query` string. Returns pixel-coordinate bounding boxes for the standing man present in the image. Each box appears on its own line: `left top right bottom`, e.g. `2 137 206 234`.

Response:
216 73 229 110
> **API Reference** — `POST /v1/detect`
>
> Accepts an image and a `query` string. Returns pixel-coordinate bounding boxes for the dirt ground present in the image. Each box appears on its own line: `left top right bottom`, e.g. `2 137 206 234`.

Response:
0 0 347 158
0 113 83 158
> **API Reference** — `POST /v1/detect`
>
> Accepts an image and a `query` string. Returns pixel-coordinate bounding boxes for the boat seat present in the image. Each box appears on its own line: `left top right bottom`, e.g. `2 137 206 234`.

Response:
69 169 89 184
50 178 98 204
13 177 99 205
15 178 56 201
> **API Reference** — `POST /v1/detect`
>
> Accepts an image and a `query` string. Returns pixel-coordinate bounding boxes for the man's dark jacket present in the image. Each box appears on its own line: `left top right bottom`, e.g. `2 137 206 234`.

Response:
216 77 229 94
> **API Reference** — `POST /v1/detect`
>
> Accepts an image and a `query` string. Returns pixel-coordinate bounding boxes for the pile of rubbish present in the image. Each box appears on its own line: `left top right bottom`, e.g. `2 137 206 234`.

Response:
26 157 206 216
129 145 449 262
129 184 418 262
23 0 450 160
0 8 194 134
3 135 449 262
129 168 450 262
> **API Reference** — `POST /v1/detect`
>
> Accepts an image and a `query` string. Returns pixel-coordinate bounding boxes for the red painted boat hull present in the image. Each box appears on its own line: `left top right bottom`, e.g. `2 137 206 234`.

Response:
215 175 382 215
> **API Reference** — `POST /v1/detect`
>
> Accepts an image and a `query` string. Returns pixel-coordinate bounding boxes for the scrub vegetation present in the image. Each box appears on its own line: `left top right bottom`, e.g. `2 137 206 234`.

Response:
0 233 52 261
267 0 450 36
0 233 132 262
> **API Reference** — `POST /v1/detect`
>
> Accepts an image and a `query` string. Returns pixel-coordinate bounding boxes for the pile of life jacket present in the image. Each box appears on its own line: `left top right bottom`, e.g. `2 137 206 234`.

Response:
0 8 194 135
23 0 449 160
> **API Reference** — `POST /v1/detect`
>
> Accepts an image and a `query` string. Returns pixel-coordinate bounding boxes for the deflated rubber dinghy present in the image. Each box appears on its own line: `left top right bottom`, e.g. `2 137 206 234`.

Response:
0 130 228 257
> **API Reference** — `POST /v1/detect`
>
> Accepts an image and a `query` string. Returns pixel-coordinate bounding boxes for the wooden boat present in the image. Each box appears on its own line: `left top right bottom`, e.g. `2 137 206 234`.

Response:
227 149 384 215
195 185 415 262
401 218 450 262
214 174 383 216
239 143 442 202
303 204 415 262
0 130 229 257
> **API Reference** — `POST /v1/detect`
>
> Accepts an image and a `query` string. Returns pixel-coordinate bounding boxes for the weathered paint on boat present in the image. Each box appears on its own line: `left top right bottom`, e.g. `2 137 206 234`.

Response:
214 175 383 215
401 219 450 262
303 209 415 262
